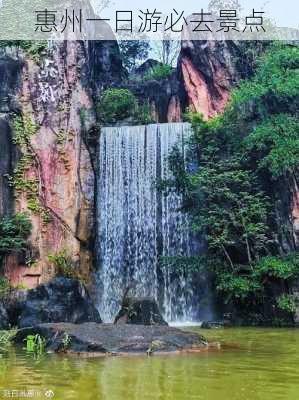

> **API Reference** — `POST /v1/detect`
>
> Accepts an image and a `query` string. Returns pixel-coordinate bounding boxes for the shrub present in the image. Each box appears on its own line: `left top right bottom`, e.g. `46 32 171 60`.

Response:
133 102 154 125
216 272 262 302
214 254 299 307
48 249 75 279
253 254 299 280
164 44 299 323
0 213 31 257
98 88 154 125
0 329 17 350
98 88 138 124
144 64 173 81
277 294 297 314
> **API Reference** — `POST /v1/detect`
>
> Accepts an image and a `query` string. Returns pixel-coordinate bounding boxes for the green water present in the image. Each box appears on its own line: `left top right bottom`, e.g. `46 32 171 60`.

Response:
1 327 299 400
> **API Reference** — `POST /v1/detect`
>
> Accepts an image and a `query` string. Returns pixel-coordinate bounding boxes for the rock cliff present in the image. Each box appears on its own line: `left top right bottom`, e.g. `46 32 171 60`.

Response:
124 59 184 123
0 37 298 295
0 40 122 288
0 50 23 216
178 40 243 119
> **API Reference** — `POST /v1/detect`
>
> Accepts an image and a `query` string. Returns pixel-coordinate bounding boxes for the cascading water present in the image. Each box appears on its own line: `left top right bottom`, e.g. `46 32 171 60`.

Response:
96 123 201 322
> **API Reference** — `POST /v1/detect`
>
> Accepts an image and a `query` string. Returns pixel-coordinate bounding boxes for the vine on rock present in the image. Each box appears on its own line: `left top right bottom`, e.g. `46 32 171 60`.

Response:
8 114 51 225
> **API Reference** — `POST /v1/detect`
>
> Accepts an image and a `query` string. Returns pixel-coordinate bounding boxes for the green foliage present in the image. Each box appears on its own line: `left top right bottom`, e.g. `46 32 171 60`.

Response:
134 102 154 125
190 157 271 266
222 44 299 127
98 88 153 125
98 88 138 123
48 249 88 284
48 249 75 279
0 213 31 261
0 330 17 351
0 40 48 63
13 114 38 146
276 294 297 314
21 41 48 63
244 114 299 178
254 254 299 280
61 332 72 351
144 64 173 81
215 253 299 304
118 41 150 72
166 43 299 323
216 273 262 302
25 334 46 355
8 114 51 224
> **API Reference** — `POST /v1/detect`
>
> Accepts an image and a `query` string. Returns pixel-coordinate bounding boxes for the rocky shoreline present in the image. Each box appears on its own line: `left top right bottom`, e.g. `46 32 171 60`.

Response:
0 277 211 357
14 322 209 356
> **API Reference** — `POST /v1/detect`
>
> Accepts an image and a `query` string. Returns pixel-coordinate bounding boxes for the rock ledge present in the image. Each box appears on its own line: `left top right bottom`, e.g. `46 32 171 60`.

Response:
15 322 208 356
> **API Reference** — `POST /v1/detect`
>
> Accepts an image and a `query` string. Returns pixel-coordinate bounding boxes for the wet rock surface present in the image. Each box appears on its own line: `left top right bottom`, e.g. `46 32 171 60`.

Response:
114 297 168 326
18 278 101 328
14 322 208 354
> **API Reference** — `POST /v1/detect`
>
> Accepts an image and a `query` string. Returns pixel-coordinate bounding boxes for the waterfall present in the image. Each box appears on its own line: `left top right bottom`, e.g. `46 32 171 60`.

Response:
96 123 200 322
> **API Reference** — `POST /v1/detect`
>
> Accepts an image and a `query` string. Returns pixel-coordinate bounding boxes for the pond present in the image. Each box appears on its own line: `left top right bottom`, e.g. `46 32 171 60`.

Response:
0 327 299 400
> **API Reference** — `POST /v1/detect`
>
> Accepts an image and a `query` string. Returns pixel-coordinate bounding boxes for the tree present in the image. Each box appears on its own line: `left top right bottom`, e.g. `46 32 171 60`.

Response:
165 43 299 323
151 35 181 66
118 40 150 72
0 213 32 266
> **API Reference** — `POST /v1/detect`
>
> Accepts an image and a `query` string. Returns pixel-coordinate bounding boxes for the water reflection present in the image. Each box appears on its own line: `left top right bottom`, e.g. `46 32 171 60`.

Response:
0 328 299 400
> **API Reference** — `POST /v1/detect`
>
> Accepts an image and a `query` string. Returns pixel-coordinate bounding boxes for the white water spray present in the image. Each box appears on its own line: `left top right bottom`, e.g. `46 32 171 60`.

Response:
96 123 199 322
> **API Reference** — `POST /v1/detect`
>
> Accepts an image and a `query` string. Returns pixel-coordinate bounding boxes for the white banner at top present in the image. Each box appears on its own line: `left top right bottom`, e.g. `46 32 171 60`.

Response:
0 0 298 40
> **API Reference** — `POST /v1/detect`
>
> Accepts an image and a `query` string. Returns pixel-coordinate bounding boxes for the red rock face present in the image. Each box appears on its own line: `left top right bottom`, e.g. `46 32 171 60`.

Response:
178 39 241 119
4 254 42 289
181 56 230 119
4 42 95 287
150 101 159 123
167 96 182 122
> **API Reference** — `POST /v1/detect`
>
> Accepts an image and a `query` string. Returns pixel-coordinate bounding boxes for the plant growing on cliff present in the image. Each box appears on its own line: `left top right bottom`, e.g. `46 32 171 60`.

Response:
48 249 82 281
215 253 299 306
0 213 31 268
98 88 153 125
0 329 17 351
164 43 299 324
276 294 297 314
134 101 154 125
8 114 51 224
98 88 138 123
244 114 299 178
144 64 173 81
0 41 48 63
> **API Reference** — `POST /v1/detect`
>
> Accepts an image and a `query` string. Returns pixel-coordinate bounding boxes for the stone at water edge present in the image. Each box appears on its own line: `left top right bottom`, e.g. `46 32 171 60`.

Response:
114 297 168 326
14 322 209 355
201 321 227 329
18 277 101 328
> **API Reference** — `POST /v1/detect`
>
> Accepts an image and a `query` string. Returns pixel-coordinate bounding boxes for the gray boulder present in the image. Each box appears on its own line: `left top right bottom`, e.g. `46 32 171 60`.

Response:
114 297 168 326
18 277 101 328
14 322 208 354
